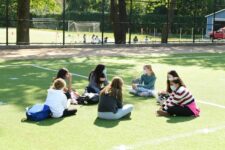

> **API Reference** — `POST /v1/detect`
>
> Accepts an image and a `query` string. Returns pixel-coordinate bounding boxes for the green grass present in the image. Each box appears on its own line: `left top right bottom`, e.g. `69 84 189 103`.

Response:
0 52 225 150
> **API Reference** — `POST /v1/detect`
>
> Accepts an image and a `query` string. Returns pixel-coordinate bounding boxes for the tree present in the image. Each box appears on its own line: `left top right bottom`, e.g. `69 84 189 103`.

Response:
16 0 61 45
161 0 176 43
66 0 104 13
17 0 30 45
110 0 128 44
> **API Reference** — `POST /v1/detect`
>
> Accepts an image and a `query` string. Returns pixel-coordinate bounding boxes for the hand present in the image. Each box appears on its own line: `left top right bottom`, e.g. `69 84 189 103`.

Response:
100 77 106 82
159 91 167 95
74 91 80 97
132 84 137 89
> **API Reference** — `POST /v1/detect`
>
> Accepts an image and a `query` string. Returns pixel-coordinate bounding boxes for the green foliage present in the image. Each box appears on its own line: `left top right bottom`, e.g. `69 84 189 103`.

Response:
66 0 105 12
30 0 62 15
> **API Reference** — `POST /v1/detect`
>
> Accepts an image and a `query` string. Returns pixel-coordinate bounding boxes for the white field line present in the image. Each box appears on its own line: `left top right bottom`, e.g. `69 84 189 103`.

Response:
31 64 88 79
112 124 225 150
0 64 32 68
198 100 225 109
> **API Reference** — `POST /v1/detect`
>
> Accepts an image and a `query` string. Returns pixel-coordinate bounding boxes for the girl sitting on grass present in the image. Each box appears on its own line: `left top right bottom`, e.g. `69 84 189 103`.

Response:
87 64 109 93
45 78 77 118
130 65 156 97
54 68 80 104
98 77 134 120
157 70 182 104
157 70 200 117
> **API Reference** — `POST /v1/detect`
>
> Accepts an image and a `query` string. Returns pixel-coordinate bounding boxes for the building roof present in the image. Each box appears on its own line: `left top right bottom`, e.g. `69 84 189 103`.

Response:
205 9 225 18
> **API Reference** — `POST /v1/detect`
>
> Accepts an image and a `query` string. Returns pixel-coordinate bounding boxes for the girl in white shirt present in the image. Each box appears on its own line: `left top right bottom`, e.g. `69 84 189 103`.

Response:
45 78 77 118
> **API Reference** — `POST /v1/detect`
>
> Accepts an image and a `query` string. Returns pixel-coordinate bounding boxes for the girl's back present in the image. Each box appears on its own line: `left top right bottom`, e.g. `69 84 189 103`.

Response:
98 94 122 113
45 89 67 118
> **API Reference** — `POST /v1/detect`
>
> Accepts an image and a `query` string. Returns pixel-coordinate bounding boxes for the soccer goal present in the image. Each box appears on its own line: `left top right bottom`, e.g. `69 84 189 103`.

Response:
32 18 58 29
68 21 101 33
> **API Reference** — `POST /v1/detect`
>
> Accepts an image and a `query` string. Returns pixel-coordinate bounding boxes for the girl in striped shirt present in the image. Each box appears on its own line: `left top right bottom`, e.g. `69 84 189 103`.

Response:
157 70 200 117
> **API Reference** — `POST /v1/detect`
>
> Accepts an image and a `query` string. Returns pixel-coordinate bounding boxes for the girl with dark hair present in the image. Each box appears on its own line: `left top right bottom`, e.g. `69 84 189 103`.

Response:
54 68 80 104
98 77 133 120
157 70 200 117
157 70 185 103
87 64 109 93
166 70 185 93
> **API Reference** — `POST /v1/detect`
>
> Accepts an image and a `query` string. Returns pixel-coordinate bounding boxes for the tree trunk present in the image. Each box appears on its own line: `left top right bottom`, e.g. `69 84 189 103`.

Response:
118 0 127 44
110 0 127 44
17 0 30 45
161 0 176 43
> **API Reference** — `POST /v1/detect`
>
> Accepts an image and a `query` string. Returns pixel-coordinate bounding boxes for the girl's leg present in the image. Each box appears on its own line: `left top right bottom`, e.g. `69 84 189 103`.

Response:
138 92 151 97
62 106 77 117
115 104 134 119
129 89 138 95
86 86 99 93
136 87 155 97
98 104 134 120
98 112 117 120
156 109 170 117
167 105 194 116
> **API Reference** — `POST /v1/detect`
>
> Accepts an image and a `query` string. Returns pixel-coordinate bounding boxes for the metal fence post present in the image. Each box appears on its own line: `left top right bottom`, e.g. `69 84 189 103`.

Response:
193 0 196 43
166 0 169 43
129 0 133 44
6 0 9 45
212 0 216 43
101 0 105 45
63 0 66 45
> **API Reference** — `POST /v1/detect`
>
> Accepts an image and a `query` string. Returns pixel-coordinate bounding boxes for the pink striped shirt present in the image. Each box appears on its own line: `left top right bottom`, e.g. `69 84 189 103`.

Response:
163 86 200 116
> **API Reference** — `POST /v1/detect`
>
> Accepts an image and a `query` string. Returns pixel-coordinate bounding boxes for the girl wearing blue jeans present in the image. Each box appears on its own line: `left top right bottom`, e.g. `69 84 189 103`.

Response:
130 65 156 97
98 77 134 120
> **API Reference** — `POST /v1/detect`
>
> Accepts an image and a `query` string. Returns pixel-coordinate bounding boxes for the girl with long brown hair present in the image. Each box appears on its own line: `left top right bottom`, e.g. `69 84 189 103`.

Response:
98 77 133 120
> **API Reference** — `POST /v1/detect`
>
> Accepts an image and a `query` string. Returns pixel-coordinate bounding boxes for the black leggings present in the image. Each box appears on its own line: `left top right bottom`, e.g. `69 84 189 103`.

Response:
62 108 77 117
167 105 194 116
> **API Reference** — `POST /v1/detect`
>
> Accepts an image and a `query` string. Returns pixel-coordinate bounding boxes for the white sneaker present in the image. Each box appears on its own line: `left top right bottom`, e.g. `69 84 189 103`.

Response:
129 89 137 94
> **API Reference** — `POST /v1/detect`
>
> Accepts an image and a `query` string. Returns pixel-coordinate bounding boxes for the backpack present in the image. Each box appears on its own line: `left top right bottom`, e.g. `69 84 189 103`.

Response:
26 104 51 121
77 93 99 105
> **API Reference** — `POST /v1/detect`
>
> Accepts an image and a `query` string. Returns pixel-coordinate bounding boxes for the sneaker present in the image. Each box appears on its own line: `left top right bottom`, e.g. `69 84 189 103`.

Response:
129 89 137 95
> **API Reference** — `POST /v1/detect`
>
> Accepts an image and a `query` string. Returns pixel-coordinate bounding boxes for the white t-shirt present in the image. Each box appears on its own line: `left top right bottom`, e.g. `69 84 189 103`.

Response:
45 89 67 118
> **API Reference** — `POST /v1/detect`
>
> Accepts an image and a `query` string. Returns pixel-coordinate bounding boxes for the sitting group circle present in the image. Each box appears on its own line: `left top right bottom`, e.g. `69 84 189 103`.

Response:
45 64 200 120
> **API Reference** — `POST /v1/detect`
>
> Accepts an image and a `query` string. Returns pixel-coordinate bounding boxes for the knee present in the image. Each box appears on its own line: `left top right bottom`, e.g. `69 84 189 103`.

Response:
124 104 134 111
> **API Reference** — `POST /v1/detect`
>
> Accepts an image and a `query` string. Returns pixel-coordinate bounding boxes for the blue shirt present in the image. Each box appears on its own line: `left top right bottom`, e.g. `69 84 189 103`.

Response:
137 74 156 90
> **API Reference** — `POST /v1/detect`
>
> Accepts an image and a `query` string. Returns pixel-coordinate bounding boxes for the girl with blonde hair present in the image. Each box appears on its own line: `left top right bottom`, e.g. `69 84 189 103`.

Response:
130 65 157 97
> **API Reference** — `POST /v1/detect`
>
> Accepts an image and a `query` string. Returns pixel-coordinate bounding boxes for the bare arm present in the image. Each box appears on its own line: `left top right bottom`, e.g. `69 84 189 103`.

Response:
67 73 72 92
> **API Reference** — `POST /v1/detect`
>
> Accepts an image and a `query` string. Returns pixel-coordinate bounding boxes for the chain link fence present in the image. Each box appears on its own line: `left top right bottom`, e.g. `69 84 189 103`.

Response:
0 0 225 45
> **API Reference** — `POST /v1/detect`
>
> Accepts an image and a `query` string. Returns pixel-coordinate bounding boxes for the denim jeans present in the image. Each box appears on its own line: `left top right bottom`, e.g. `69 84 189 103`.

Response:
98 104 134 120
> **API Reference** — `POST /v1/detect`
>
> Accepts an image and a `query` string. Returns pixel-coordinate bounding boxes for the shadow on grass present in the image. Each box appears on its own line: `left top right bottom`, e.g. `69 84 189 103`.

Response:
126 94 156 105
0 61 136 110
166 116 196 123
94 117 131 128
21 117 64 126
135 53 225 70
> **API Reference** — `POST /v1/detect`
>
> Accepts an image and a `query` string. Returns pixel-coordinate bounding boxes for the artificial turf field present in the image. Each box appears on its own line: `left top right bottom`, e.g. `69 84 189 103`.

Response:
0 52 225 150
